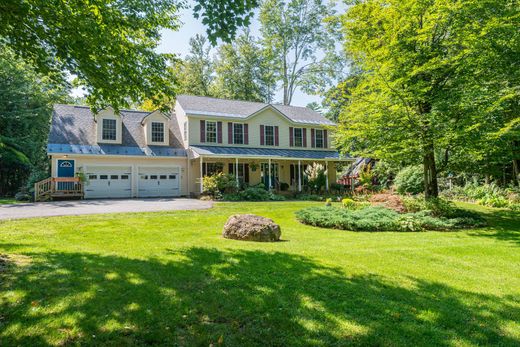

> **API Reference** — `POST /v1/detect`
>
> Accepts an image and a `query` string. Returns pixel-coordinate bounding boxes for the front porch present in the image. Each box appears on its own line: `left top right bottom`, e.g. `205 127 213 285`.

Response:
189 146 353 194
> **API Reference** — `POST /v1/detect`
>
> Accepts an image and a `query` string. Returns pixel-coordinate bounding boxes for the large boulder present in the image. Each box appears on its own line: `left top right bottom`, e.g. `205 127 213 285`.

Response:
222 214 281 242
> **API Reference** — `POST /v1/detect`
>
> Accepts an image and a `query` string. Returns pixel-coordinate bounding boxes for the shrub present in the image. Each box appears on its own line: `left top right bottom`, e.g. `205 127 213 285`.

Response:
441 181 520 210
14 191 30 201
305 163 327 193
223 186 286 201
279 182 289 191
330 182 347 194
296 206 400 231
202 172 236 197
341 198 356 209
240 186 271 201
394 166 423 195
341 198 370 210
358 163 374 190
296 205 484 232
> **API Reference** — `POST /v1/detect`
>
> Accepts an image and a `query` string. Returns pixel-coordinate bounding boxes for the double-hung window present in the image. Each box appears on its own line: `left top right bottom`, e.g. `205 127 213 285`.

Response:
233 123 244 144
206 121 217 143
315 129 324 148
264 125 275 146
102 119 117 141
293 128 303 147
151 122 165 143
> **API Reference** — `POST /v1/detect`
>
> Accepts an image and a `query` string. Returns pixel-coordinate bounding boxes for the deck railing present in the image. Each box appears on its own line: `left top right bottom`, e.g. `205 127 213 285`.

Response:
34 177 84 201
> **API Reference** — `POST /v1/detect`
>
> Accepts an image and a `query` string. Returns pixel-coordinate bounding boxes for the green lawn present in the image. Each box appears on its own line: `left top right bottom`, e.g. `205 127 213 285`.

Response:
0 198 20 205
1 202 519 346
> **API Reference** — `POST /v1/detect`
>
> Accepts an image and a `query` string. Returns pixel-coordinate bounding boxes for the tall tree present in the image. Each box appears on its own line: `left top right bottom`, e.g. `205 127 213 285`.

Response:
175 34 215 97
0 49 69 196
212 30 276 102
260 0 342 105
337 0 520 197
0 0 257 111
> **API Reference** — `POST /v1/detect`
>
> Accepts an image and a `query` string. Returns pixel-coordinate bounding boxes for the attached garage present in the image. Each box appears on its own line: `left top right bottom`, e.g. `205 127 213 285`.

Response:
138 167 180 198
84 166 132 199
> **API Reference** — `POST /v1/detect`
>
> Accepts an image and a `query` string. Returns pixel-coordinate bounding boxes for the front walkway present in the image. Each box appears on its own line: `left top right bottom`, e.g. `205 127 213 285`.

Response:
0 198 213 220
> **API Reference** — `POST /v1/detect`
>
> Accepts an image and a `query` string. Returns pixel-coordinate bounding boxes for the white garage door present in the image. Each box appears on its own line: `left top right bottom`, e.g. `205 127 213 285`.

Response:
85 166 132 199
138 167 180 198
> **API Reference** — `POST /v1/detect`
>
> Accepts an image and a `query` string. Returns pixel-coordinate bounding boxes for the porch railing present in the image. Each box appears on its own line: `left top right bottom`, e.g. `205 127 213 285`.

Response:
34 177 84 201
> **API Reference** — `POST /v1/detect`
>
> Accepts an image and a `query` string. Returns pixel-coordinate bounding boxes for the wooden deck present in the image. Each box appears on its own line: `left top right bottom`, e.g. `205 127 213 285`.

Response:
35 177 84 201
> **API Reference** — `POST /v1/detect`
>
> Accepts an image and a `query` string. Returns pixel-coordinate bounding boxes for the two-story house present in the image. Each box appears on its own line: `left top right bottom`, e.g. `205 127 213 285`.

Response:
45 95 351 199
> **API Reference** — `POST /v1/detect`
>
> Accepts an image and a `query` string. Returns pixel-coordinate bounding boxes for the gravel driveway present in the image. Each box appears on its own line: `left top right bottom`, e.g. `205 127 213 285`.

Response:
0 198 213 220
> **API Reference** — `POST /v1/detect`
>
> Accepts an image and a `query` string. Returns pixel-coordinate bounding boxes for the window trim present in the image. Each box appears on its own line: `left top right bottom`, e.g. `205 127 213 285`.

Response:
102 118 117 141
151 121 165 143
264 125 275 146
233 123 244 145
205 121 217 143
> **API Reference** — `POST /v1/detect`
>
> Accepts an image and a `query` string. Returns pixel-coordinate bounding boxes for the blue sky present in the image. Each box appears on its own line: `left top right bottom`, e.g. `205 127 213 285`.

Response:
156 5 323 107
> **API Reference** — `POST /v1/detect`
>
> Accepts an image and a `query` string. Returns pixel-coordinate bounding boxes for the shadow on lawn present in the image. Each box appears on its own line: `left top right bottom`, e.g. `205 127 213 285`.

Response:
1 247 519 346
469 208 520 246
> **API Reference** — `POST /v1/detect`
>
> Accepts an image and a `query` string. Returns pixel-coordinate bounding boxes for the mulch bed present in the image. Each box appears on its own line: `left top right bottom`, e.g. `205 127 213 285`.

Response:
368 193 406 213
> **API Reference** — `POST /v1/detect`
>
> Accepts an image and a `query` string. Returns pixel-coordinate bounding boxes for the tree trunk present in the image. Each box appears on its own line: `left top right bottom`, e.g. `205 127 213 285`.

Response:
423 141 439 199
282 43 289 105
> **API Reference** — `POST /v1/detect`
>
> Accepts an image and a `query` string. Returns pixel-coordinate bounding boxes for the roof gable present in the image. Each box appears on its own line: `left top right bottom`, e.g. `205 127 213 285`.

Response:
176 95 335 126
140 110 170 125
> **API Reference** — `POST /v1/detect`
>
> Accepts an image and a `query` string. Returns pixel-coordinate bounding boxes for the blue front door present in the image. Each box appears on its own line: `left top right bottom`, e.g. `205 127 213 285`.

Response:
57 160 75 190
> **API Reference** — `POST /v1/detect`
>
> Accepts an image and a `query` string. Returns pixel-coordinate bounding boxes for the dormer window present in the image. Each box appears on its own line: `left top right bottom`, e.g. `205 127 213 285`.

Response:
151 122 165 143
102 119 117 141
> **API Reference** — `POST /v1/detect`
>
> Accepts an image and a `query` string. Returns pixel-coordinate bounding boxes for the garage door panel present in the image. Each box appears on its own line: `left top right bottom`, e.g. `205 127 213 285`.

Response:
138 167 180 198
85 166 132 199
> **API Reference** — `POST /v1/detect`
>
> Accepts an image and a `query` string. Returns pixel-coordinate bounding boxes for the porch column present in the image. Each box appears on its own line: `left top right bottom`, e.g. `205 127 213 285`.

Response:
325 160 329 191
199 156 203 193
268 158 272 190
298 160 302 192
235 157 239 188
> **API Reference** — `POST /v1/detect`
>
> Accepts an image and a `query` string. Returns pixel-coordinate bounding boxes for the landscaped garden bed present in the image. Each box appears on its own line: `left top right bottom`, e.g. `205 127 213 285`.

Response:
296 196 485 231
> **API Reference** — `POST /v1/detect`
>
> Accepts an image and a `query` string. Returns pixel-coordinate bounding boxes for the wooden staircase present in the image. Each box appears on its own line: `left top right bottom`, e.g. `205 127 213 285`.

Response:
35 177 84 201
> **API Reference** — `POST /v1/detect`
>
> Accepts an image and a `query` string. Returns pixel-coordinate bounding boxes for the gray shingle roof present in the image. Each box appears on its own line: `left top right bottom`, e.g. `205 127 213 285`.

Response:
48 104 185 156
176 95 336 125
190 145 350 160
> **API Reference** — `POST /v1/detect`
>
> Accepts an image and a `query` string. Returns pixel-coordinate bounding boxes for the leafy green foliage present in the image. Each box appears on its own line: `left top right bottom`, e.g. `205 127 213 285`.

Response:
296 204 484 231
173 35 215 97
394 166 424 195
341 198 370 210
0 49 69 196
358 164 374 190
296 206 400 231
305 162 327 193
259 0 343 104
336 0 520 196
192 0 259 45
0 0 186 111
212 30 276 103
442 182 520 210
223 186 285 201
202 172 237 197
